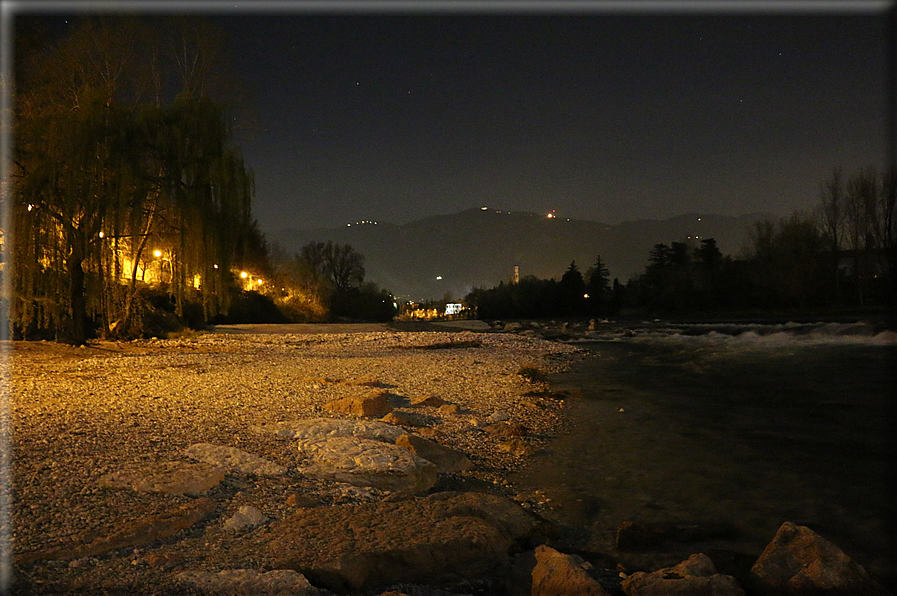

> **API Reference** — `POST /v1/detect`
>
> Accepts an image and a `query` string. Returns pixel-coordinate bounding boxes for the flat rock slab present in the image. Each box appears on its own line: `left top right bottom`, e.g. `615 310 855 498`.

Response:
98 461 225 496
297 436 437 493
176 568 323 595
249 491 546 594
21 498 217 563
184 443 287 477
255 417 405 443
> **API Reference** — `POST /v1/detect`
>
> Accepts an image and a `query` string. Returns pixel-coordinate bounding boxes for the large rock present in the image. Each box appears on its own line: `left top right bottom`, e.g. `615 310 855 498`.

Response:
531 544 610 596
297 436 437 493
254 417 405 442
184 443 287 476
223 505 269 532
176 569 322 595
21 498 217 563
395 433 475 474
97 461 225 496
324 389 393 417
621 553 745 596
749 521 890 595
252 491 547 594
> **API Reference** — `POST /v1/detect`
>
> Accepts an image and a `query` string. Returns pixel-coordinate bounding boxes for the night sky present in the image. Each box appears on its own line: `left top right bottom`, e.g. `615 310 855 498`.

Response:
11 2 895 235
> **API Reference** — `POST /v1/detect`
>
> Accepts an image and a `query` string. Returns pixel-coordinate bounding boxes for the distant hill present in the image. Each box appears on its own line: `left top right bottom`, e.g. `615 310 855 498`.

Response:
271 208 771 301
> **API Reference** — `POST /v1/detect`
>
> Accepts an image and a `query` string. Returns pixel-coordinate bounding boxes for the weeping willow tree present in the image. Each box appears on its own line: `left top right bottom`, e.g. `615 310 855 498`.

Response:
12 17 254 344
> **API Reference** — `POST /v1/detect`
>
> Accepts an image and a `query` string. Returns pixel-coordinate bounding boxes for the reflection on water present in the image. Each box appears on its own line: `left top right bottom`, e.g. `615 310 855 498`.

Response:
509 320 896 587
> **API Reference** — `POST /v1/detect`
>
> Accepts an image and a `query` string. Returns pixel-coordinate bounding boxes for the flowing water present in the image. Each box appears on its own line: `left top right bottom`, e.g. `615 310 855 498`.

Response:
508 320 896 588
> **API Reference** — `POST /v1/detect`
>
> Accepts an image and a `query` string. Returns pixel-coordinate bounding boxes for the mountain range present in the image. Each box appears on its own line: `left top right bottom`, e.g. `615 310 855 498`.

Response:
271 207 772 302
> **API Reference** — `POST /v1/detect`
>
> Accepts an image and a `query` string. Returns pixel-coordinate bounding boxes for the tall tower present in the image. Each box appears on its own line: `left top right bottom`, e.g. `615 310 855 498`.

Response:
513 265 519 284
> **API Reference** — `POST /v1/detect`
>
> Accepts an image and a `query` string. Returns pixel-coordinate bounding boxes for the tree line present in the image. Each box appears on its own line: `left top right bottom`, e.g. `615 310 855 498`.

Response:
9 17 261 344
262 240 397 323
467 167 896 319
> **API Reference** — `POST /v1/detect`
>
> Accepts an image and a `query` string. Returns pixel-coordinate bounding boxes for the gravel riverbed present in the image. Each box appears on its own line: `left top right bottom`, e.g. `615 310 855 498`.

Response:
8 329 585 594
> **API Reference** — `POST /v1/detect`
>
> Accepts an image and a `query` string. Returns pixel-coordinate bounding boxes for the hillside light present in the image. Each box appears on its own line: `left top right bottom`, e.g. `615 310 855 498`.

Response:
98 231 104 239
240 271 248 279
154 250 162 258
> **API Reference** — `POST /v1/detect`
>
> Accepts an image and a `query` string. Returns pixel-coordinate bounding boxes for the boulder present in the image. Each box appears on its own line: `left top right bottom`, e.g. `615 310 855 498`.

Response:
253 491 547 594
176 569 322 595
531 544 610 596
395 433 475 474
324 389 393 417
749 521 890 595
184 443 287 476
258 417 405 443
621 553 745 596
97 461 225 496
223 505 269 532
21 498 217 563
297 436 437 493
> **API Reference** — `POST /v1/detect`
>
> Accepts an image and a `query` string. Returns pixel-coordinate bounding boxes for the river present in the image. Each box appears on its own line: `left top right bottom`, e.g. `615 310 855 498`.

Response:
508 320 896 589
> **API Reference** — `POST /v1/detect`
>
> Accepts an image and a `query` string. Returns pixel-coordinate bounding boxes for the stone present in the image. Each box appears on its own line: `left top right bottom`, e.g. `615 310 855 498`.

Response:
223 505 269 532
381 411 430 427
176 568 322 595
20 498 217 563
531 544 611 596
141 552 185 570
253 491 547 594
297 436 437 493
486 411 511 423
98 461 225 496
261 417 405 443
484 422 528 438
411 395 449 407
184 443 287 476
438 403 463 416
621 553 745 596
324 390 393 417
395 433 475 474
497 438 537 457
749 521 890 595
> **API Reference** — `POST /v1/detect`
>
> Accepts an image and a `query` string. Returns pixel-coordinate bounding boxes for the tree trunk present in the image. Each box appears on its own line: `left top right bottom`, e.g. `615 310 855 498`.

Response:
68 250 87 346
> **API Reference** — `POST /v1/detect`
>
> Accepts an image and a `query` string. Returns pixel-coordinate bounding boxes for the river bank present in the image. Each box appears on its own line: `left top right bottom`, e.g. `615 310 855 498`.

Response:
509 322 896 591
7 329 582 594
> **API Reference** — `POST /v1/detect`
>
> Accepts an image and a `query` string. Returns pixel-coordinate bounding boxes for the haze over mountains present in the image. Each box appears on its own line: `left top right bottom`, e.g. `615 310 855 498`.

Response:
272 208 771 302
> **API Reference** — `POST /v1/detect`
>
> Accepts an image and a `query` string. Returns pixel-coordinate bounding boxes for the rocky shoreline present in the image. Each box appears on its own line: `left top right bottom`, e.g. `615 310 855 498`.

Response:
7 328 891 595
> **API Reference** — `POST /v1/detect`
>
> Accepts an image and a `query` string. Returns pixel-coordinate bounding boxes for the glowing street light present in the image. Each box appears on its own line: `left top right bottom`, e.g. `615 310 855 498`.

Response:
154 250 162 258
